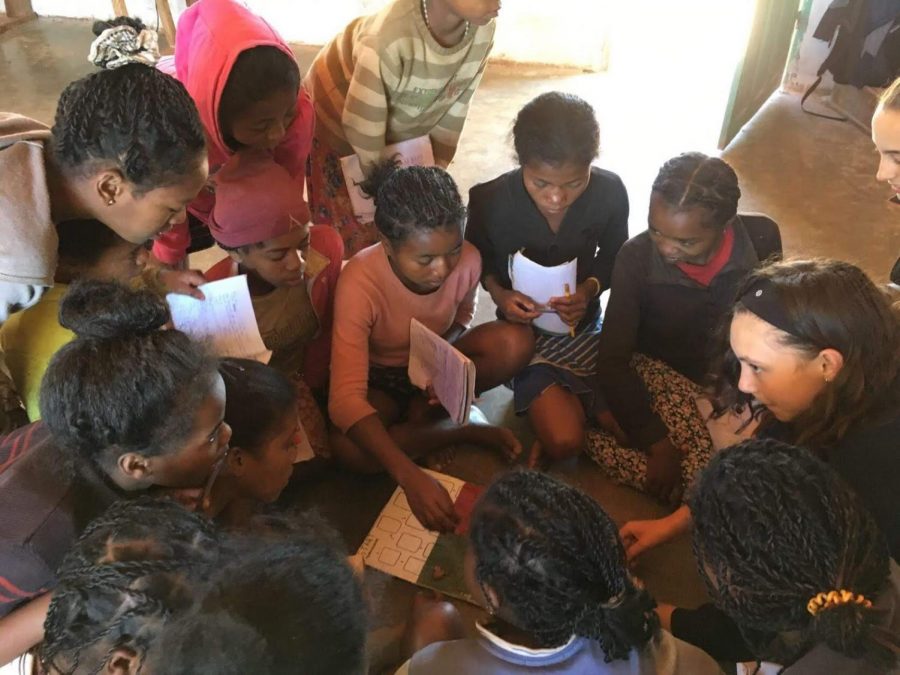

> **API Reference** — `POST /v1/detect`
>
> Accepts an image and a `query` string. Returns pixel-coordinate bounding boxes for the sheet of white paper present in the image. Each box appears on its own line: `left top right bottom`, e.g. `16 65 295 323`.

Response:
166 275 272 363
509 252 577 335
340 136 436 222
408 319 474 425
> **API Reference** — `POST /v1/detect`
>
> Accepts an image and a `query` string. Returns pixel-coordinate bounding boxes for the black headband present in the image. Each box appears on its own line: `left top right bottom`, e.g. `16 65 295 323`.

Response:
737 277 799 337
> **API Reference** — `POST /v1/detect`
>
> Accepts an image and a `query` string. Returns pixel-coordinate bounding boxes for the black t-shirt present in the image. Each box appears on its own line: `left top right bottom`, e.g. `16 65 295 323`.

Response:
466 166 630 327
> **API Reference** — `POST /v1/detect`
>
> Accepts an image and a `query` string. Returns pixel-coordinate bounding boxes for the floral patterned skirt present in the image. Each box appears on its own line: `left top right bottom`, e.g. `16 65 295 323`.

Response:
585 354 714 494
307 135 380 258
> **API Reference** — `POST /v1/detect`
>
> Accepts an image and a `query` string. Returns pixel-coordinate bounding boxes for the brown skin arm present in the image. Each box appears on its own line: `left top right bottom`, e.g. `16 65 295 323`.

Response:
0 593 50 666
347 415 458 532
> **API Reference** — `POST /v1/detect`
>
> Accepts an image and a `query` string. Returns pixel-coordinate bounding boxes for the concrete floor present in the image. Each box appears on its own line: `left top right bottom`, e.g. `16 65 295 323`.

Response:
3 16 899 673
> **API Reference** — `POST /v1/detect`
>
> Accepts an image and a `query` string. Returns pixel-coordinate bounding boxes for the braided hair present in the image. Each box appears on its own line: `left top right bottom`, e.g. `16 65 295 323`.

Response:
651 152 741 229
51 62 205 195
41 498 221 675
359 160 466 244
40 280 219 473
469 470 658 660
143 515 367 675
513 91 600 167
690 439 899 670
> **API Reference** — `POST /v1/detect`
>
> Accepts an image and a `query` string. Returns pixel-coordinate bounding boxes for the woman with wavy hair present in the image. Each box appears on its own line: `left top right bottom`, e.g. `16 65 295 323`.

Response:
618 258 900 660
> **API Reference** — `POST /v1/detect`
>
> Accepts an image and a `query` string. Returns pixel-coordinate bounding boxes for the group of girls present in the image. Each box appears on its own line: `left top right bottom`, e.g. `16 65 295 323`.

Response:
0 0 898 672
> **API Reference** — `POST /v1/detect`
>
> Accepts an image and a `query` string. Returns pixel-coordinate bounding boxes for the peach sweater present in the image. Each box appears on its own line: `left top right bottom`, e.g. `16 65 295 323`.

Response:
328 241 480 432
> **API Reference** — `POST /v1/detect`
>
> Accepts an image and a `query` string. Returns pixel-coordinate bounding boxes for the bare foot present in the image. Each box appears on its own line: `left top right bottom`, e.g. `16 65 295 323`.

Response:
459 424 522 462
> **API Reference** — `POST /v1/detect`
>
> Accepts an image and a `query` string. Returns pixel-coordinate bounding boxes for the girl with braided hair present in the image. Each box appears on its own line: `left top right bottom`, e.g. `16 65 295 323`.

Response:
397 469 721 673
0 280 231 663
589 152 782 504
329 161 531 533
39 498 221 675
0 52 208 323
689 439 900 674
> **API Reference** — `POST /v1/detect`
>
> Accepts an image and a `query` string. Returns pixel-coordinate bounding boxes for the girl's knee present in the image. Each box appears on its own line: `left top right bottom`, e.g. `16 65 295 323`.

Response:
538 424 585 462
495 322 535 369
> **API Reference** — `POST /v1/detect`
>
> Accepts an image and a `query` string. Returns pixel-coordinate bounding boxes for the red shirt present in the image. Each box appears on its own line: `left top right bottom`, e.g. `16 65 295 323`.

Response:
676 226 734 287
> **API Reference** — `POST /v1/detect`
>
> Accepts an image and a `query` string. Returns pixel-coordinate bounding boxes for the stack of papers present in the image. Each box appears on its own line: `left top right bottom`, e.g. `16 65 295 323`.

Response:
407 319 475 425
509 251 577 335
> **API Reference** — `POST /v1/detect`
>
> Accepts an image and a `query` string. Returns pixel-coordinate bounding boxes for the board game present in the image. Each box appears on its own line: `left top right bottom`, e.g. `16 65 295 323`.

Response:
358 470 482 604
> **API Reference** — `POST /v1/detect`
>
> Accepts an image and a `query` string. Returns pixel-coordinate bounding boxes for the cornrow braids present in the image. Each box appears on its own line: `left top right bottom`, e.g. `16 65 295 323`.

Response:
689 439 898 670
51 64 205 194
469 470 658 660
41 498 221 675
359 159 466 243
651 152 740 229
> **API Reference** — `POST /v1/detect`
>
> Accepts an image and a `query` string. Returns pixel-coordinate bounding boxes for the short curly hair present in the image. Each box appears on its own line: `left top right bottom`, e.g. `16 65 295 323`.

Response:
512 91 600 167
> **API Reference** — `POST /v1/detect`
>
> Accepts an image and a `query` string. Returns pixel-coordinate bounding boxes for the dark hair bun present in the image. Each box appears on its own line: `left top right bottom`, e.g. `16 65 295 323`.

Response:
92 16 146 36
58 279 169 340
359 157 401 202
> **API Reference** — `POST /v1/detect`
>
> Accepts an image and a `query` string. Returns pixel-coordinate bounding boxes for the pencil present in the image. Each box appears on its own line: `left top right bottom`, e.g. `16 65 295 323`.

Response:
564 283 575 338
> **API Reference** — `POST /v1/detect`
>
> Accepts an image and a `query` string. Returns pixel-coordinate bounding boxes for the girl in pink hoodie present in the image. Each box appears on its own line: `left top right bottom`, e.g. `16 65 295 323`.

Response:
152 0 315 267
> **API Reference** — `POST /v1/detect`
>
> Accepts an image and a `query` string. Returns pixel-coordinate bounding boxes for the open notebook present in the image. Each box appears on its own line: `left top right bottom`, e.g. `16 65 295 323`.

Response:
340 136 435 222
407 318 475 425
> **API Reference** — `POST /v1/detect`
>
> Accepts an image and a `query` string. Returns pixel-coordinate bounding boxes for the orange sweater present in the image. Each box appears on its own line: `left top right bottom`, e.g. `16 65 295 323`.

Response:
328 241 480 432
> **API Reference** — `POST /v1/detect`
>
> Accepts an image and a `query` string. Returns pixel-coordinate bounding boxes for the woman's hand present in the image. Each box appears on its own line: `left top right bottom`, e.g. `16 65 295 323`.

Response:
619 506 692 562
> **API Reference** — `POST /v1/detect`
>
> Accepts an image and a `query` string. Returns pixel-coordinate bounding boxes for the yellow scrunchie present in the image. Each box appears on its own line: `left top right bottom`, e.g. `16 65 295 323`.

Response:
807 590 872 616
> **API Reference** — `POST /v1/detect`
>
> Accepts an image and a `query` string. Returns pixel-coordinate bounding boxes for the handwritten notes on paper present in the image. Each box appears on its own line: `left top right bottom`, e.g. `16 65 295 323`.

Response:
408 319 475 425
340 136 436 222
509 251 577 335
166 275 271 363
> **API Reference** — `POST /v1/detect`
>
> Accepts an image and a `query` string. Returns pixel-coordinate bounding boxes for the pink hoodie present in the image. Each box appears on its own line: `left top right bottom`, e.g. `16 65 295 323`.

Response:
153 0 314 265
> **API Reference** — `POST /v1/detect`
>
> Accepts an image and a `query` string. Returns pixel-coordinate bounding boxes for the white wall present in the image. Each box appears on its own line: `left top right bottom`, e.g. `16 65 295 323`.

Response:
32 0 610 70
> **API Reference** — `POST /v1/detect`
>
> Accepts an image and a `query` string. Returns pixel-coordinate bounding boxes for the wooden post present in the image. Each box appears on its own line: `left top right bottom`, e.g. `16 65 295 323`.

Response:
111 0 128 16
1 0 36 34
4 0 34 19
155 0 176 49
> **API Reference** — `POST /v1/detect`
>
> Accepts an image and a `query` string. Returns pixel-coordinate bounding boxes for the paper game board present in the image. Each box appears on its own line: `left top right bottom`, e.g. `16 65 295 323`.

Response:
358 470 483 604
